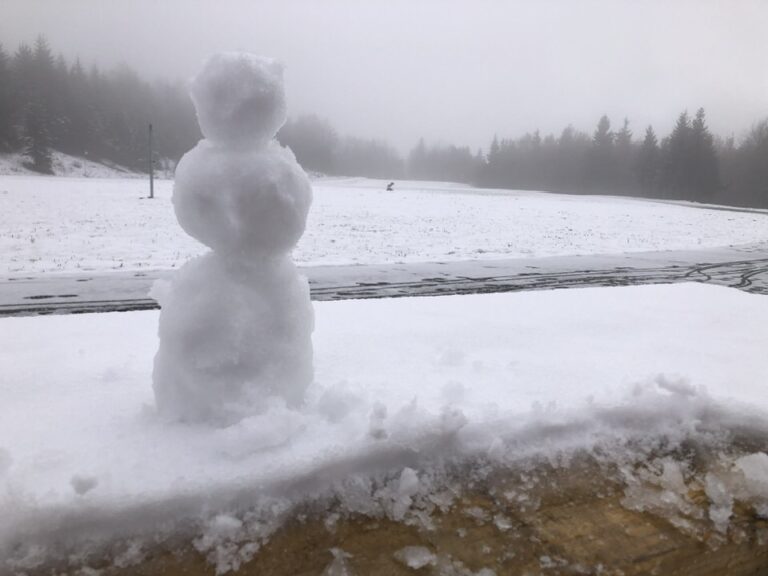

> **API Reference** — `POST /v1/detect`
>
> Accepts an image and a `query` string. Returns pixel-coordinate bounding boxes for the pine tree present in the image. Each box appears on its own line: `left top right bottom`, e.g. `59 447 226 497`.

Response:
479 135 502 186
660 111 692 199
406 137 428 179
614 118 634 193
690 108 720 200
635 126 659 194
488 135 500 162
51 53 72 149
32 36 55 89
12 43 34 89
615 118 632 148
66 58 95 156
555 125 588 192
587 115 614 191
593 115 614 149
23 101 53 173
9 44 37 154
0 43 12 151
734 120 768 206
31 36 56 142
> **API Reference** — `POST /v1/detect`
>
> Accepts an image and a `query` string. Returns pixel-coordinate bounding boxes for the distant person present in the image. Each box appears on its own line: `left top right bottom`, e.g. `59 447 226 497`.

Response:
386 182 395 191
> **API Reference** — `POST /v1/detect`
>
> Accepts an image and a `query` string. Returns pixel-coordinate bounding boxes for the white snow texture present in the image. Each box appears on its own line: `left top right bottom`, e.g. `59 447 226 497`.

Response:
190 53 288 148
153 53 313 425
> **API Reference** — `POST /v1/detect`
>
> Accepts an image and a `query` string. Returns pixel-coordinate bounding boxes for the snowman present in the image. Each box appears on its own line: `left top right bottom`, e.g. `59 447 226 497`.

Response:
152 53 314 426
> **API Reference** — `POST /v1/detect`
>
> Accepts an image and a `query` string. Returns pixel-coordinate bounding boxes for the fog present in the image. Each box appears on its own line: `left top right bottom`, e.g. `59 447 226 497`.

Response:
2 0 767 151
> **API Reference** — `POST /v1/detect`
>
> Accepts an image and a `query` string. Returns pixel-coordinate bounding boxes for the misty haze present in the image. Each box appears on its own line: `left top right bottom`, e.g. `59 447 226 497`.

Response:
1 2 767 575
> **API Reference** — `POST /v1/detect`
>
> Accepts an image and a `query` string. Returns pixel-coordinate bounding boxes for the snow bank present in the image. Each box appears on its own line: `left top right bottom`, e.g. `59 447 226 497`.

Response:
0 283 767 572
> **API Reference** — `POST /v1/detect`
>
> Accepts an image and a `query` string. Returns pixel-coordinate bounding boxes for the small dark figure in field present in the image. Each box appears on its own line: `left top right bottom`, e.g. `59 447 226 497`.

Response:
386 182 395 191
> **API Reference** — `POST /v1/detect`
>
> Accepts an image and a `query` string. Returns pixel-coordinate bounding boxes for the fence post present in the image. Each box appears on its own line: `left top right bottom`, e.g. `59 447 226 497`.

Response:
148 123 154 199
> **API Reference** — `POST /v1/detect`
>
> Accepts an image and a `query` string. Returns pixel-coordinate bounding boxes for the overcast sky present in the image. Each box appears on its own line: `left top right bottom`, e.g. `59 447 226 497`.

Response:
2 0 767 152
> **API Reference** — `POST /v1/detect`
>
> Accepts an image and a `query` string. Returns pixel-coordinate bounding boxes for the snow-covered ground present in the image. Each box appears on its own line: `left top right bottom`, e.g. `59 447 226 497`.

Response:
2 165 768 572
1 283 767 571
2 175 768 276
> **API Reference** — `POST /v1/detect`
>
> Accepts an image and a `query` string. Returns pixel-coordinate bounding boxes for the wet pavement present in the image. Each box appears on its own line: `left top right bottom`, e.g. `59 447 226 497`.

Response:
1 244 767 317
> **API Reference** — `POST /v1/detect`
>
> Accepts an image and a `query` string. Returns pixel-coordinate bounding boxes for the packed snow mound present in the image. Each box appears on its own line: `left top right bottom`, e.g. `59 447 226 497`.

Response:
190 53 287 147
154 52 314 426
173 141 311 255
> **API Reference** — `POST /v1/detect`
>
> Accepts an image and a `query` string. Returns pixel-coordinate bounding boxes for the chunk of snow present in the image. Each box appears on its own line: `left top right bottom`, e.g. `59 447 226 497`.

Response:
368 401 388 440
493 514 513 532
398 467 420 498
655 374 698 397
113 541 146 569
394 545 437 569
705 473 734 533
322 548 354 576
734 452 768 497
734 452 768 517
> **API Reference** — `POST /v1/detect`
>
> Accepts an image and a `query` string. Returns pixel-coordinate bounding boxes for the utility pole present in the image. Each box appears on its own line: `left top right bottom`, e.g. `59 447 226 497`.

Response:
148 123 154 199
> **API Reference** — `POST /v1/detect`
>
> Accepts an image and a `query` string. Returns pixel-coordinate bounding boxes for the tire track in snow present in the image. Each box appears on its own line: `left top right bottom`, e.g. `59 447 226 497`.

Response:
1 253 767 316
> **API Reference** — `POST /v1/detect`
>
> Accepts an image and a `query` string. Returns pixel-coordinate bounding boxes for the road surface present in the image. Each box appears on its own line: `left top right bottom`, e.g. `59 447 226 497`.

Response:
2 243 767 317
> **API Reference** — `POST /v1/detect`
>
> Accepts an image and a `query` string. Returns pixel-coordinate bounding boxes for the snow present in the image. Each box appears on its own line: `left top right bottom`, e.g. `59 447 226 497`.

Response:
2 175 768 276
152 254 314 423
191 54 287 148
394 545 437 569
173 141 311 256
322 548 354 575
0 283 767 571
0 150 140 179
153 53 313 425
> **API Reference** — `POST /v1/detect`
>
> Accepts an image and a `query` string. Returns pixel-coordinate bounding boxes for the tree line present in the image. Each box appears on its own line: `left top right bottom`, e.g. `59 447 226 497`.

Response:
276 111 767 208
1 36 765 208
276 115 404 178
0 36 200 173
476 110 767 208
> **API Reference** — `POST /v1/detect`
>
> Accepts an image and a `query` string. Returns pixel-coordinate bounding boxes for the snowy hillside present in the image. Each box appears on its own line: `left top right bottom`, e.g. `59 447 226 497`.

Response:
2 175 767 276
0 151 143 179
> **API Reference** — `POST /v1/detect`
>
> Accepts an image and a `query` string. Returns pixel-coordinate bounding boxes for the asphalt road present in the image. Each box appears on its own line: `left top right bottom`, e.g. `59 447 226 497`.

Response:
1 244 767 317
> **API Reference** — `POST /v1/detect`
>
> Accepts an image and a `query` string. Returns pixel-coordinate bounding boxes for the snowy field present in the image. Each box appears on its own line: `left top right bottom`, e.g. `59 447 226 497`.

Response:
2 175 768 276
1 283 767 571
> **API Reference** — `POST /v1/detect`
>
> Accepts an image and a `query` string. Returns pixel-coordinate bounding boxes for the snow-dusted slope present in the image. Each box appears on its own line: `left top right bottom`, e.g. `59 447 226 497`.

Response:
2 175 767 275
0 151 142 179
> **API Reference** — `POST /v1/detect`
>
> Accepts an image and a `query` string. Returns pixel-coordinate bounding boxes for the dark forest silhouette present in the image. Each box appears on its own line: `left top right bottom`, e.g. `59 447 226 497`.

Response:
278 112 767 208
0 37 200 173
1 36 766 208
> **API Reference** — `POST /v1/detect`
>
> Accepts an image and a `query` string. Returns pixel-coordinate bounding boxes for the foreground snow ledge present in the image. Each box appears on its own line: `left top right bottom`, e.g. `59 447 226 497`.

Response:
1 283 767 570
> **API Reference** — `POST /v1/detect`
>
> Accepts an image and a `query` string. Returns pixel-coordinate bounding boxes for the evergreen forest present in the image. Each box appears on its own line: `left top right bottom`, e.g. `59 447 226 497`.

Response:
1 36 766 208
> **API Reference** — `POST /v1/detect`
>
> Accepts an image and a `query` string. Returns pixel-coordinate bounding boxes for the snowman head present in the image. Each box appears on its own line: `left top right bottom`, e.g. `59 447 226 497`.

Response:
190 53 287 147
